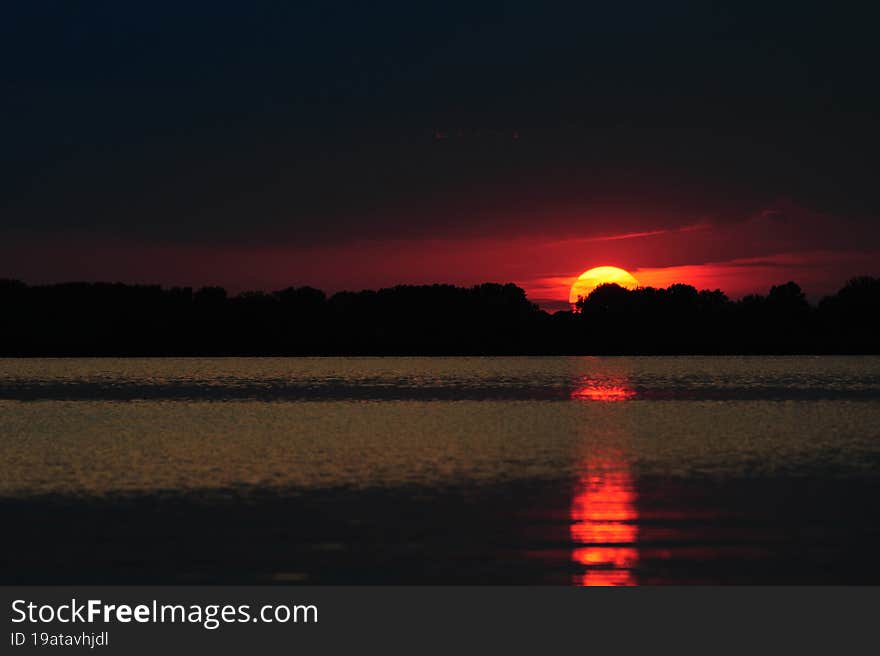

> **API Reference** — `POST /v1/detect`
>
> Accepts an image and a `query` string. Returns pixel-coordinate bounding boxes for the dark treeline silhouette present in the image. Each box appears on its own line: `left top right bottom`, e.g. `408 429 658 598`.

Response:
1 277 878 355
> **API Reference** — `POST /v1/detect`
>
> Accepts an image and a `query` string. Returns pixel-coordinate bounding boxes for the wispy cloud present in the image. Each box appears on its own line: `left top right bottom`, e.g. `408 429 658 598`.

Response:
545 223 707 247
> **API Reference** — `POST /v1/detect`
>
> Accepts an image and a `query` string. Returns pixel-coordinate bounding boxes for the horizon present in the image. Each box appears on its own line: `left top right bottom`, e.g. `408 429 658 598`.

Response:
4 273 874 315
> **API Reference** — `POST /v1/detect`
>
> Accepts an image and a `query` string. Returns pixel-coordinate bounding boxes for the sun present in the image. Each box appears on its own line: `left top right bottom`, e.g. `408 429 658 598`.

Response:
569 266 639 305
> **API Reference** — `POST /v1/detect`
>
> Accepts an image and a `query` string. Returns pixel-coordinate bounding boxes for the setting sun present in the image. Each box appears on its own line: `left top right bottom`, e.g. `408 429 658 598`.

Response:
569 266 639 305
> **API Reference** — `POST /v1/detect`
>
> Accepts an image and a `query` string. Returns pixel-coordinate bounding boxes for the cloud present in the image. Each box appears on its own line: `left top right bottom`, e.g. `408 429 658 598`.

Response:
2 197 877 313
513 203 880 308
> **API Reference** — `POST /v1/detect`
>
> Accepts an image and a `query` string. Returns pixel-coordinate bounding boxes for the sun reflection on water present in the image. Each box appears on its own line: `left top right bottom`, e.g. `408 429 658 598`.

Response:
570 379 637 402
570 377 639 585
570 462 638 586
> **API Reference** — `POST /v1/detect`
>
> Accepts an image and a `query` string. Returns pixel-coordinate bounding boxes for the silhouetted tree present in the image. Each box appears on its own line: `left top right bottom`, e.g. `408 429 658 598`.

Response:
818 276 880 353
0 277 877 355
767 281 809 313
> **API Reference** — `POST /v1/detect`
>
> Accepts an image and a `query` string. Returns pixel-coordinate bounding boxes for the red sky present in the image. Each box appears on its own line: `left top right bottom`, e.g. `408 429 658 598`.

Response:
4 3 879 309
4 200 877 312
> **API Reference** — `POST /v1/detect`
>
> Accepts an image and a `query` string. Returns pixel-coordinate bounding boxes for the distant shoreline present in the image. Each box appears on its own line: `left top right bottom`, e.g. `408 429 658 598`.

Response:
2 277 878 356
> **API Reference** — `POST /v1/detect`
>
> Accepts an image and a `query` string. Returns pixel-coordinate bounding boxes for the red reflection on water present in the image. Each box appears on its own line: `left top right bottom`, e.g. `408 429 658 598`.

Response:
570 461 638 586
571 380 636 401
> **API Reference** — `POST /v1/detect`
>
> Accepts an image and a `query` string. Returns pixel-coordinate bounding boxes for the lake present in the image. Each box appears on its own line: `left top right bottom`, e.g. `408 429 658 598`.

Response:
2 356 879 584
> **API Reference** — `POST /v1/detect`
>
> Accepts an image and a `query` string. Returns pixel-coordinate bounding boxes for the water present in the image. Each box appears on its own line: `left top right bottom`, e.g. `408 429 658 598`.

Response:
2 356 879 584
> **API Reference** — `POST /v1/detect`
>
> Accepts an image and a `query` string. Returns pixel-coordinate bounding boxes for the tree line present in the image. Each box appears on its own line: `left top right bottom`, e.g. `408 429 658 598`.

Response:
0 277 877 355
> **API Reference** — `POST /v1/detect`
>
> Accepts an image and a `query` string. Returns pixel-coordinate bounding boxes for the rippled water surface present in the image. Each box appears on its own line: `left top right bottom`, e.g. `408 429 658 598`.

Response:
2 356 879 495
2 356 879 584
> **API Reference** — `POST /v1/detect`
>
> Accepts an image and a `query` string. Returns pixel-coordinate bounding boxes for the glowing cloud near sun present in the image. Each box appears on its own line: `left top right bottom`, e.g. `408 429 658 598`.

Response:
569 266 639 305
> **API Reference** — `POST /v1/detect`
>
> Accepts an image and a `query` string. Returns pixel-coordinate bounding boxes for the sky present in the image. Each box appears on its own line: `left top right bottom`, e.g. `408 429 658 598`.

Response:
2 1 879 311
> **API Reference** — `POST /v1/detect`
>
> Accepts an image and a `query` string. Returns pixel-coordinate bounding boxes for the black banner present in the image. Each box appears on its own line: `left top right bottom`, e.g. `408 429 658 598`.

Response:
2 586 876 654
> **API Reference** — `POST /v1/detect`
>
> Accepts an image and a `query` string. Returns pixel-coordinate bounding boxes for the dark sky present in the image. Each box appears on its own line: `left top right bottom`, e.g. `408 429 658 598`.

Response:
2 1 878 308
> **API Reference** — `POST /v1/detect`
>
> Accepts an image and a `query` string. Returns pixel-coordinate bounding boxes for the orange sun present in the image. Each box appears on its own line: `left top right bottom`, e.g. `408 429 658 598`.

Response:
569 266 639 306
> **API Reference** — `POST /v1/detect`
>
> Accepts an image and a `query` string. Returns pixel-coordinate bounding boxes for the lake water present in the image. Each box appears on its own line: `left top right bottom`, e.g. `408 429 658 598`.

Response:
2 356 880 584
